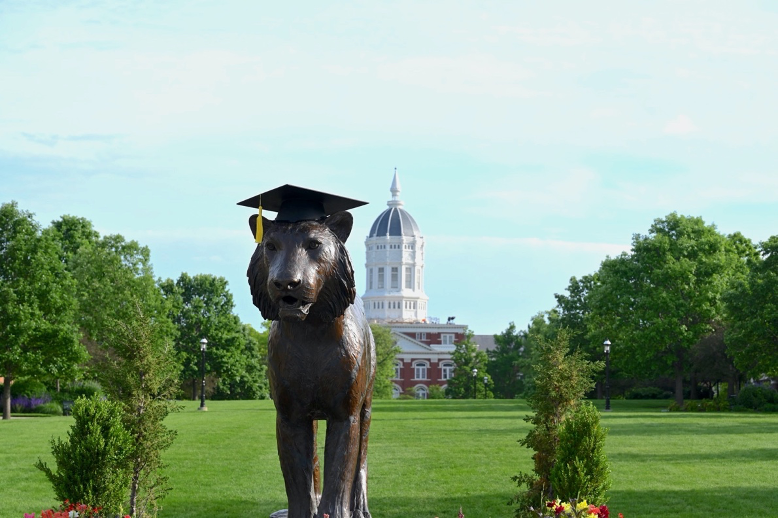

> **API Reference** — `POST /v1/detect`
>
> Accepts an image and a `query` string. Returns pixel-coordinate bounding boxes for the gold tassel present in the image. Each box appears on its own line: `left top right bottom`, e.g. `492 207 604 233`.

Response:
255 199 263 243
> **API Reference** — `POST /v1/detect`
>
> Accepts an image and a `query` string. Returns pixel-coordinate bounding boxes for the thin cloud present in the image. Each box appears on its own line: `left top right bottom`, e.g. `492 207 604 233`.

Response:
664 114 697 135
377 54 540 97
431 234 631 257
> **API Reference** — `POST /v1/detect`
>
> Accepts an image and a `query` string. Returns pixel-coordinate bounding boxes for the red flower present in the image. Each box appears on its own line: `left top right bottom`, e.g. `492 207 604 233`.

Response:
588 504 601 515
546 501 556 508
555 505 565 515
599 505 609 518
619 514 624 518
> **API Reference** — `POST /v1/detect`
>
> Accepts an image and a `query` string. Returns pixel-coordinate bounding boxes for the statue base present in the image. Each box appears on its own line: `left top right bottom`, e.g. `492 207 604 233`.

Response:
270 510 288 518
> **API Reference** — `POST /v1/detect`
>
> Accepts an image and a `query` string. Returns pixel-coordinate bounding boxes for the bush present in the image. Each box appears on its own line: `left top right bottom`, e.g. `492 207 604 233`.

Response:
62 380 103 401
10 378 48 397
625 387 672 400
735 385 778 411
11 395 52 413
35 395 133 516
428 385 446 399
33 401 63 416
550 402 611 504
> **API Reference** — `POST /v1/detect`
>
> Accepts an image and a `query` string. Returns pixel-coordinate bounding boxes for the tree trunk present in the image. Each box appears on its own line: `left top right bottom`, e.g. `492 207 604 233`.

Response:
674 350 684 407
2 375 12 420
129 468 140 517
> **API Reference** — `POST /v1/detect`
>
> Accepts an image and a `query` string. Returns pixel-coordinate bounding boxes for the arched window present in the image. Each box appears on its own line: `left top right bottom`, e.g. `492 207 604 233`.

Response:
440 361 455 381
413 361 428 380
392 384 402 399
415 385 428 400
393 361 402 380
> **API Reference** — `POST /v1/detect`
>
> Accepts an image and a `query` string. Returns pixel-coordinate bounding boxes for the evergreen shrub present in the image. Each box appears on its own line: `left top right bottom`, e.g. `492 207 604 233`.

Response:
549 401 611 504
35 395 133 516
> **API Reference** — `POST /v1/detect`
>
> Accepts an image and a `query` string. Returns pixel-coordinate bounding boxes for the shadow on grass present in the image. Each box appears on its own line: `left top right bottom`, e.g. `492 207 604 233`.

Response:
163 493 514 518
610 486 778 517
610 446 778 463
607 420 778 436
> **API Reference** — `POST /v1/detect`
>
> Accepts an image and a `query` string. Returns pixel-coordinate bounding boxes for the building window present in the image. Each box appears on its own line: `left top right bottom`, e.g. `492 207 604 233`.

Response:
442 334 454 345
378 267 384 289
392 384 401 399
405 266 412 288
368 268 373 290
441 362 455 380
416 332 427 341
413 361 428 380
391 267 399 289
394 361 402 379
415 385 428 400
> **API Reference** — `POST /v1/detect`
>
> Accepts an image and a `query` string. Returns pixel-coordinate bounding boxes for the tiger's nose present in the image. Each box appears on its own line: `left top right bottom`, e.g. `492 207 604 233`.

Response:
273 278 302 291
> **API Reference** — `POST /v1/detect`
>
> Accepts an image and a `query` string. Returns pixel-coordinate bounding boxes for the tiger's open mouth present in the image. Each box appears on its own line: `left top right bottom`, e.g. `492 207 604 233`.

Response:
278 295 313 320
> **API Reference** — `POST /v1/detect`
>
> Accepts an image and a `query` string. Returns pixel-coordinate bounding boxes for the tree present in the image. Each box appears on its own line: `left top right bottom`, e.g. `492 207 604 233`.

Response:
98 302 181 517
212 323 270 400
370 323 401 399
488 322 527 399
1 202 85 420
725 235 778 378
446 331 492 399
589 213 740 406
160 273 260 400
512 330 603 516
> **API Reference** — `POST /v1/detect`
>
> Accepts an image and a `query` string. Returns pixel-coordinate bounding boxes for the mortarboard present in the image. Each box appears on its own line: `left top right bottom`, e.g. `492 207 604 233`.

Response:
237 184 368 243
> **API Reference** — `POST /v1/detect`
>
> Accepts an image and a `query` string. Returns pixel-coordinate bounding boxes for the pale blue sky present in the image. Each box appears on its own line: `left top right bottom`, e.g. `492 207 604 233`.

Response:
2 1 777 334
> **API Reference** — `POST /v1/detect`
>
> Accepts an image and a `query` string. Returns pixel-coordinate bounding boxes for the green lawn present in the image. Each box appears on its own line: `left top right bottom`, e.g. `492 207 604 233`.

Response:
4 399 777 517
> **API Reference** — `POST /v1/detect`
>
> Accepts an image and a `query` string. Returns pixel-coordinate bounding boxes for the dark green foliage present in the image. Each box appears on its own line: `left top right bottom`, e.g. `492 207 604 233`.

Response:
446 331 492 399
625 387 672 400
724 236 778 378
1 202 85 420
735 385 778 412
513 330 603 517
35 395 133 516
99 302 182 517
549 402 611 503
488 322 530 399
370 323 401 399
9 378 48 397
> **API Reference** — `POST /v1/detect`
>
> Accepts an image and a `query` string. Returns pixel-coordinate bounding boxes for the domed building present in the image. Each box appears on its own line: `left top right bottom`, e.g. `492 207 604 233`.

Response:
363 171 469 399
363 171 428 323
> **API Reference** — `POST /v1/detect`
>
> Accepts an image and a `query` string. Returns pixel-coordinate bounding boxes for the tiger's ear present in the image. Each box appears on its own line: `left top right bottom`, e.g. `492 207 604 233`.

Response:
324 211 353 243
249 215 272 240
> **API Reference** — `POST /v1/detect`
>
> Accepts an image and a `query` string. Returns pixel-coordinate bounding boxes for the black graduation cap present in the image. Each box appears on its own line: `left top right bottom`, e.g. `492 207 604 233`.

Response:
237 184 368 242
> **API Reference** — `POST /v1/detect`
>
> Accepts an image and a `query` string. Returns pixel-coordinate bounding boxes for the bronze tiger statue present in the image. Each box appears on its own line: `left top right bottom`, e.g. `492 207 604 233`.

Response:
247 208 375 518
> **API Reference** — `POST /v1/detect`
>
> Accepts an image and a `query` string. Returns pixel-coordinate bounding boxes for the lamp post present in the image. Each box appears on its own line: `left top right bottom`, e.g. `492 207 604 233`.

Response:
472 368 478 399
483 376 488 399
604 339 611 412
198 338 208 412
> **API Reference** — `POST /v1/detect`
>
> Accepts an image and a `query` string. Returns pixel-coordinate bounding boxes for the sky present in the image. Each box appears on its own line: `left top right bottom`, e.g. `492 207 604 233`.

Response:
2 0 777 335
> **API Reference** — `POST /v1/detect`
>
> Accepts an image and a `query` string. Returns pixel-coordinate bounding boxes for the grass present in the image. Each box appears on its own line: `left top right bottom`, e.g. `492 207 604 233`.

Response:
3 399 777 517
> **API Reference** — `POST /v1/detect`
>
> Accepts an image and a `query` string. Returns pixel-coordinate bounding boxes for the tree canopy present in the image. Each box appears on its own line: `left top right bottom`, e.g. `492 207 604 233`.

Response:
724 235 778 378
1 202 84 419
